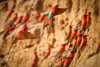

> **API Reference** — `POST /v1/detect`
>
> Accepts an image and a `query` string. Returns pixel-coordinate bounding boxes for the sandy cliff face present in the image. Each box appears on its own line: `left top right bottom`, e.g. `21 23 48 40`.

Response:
0 0 100 67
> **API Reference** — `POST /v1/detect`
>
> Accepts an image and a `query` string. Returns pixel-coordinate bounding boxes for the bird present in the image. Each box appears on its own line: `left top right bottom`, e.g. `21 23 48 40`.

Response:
72 36 78 50
56 43 67 56
31 51 38 67
82 15 87 31
75 34 83 49
16 16 23 24
69 29 78 44
11 0 16 10
79 35 87 50
31 59 38 67
5 9 14 22
38 14 47 22
2 28 9 44
63 57 72 67
21 13 30 24
42 48 51 61
86 12 91 30
11 26 40 44
33 12 41 20
48 5 67 18
68 50 75 60
0 3 8 11
9 13 18 24
66 26 72 41
96 43 99 53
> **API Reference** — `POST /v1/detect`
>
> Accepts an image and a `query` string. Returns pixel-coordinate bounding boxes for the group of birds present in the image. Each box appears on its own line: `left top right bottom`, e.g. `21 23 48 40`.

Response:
0 0 100 67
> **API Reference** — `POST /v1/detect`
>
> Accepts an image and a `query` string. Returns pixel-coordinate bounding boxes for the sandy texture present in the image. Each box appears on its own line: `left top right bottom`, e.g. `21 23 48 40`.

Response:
0 0 100 67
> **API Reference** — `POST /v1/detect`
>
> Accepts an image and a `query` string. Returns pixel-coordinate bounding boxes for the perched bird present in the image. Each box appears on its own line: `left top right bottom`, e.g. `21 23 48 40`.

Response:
86 12 91 30
82 15 87 31
68 50 75 60
16 16 23 24
21 13 30 23
48 5 67 18
0 3 8 11
42 48 51 61
38 14 47 22
63 57 71 67
33 12 41 20
62 56 66 66
2 28 9 44
11 0 16 10
79 35 87 50
56 43 67 56
31 59 38 67
66 26 72 40
75 34 83 49
11 24 16 31
69 29 78 44
96 43 99 53
72 36 78 50
10 13 18 23
31 52 38 67
5 9 14 22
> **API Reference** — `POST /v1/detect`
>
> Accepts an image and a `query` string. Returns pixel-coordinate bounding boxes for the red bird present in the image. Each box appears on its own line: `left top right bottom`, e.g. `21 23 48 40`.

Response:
82 15 87 31
38 14 47 22
0 3 8 11
33 12 41 20
86 12 91 30
48 5 67 18
31 59 38 67
42 48 51 61
68 50 75 60
96 43 99 53
21 13 30 23
56 43 67 56
63 57 71 67
31 52 38 67
12 0 16 10
5 9 14 22
69 29 78 44
72 36 78 50
66 26 72 40
79 35 87 50
62 56 66 65
16 16 23 24
75 34 83 49
11 13 18 22
2 28 9 44
11 24 16 31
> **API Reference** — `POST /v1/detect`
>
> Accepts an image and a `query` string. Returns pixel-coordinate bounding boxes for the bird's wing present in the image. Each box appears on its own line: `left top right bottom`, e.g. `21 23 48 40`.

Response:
54 8 67 16
23 32 40 39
